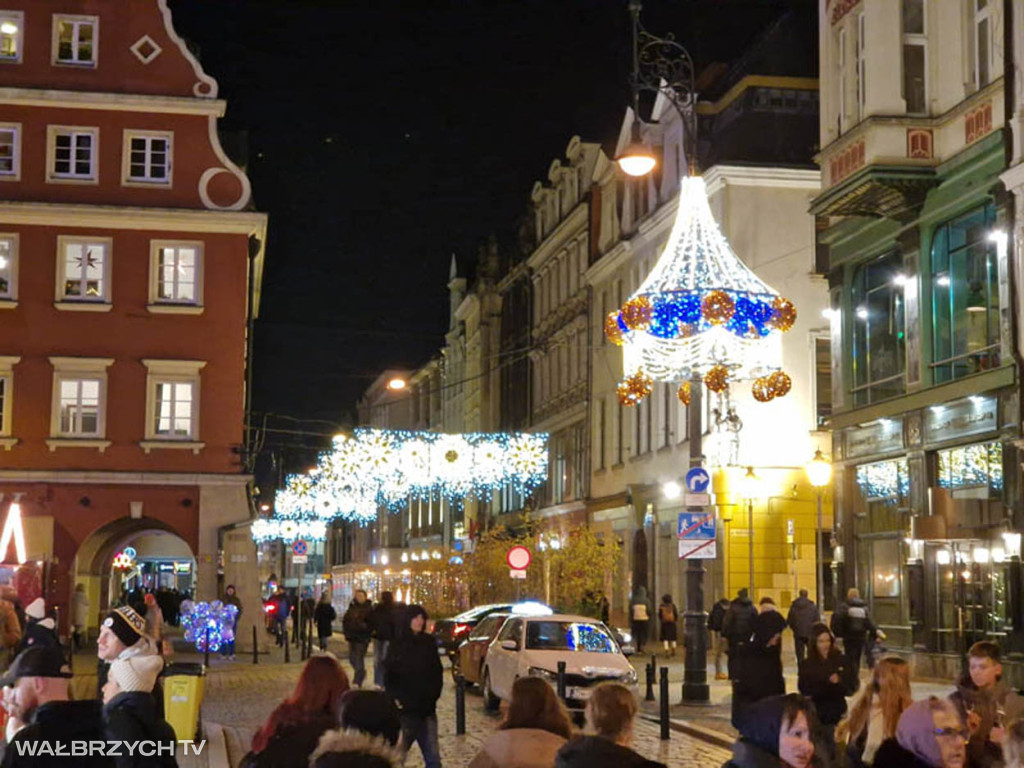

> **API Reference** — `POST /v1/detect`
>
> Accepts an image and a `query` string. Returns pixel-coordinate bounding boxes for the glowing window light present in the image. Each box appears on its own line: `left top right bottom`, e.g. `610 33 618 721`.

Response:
0 502 27 565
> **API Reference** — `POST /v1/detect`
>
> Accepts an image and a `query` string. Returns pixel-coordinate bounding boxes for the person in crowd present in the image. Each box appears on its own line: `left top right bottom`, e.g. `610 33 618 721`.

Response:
733 596 787 726
629 587 652 655
722 588 758 682
384 605 444 768
222 584 242 660
1002 719 1024 768
97 605 162 718
245 654 350 768
787 589 819 665
102 655 178 768
722 693 817 768
72 583 90 651
343 589 373 688
0 587 21 664
708 596 731 681
370 591 397 688
831 587 876 692
599 594 610 625
18 599 57 653
798 623 847 758
837 655 914 768
309 690 403 768
143 593 164 645
300 590 317 646
0 646 112 767
271 587 288 647
873 696 967 768
469 676 573 768
949 640 1024 768
338 689 402 744
658 594 679 657
314 592 337 653
555 682 666 768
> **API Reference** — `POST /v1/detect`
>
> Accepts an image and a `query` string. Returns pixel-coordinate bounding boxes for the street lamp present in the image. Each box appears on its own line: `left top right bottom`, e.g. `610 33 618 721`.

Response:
662 481 682 500
805 450 832 611
739 467 763 594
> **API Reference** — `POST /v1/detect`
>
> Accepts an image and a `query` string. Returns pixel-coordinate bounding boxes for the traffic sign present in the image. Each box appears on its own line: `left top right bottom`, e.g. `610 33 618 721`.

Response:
685 493 712 507
507 546 531 570
292 540 308 556
509 569 527 579
678 512 716 540
679 539 717 559
292 554 308 564
685 467 711 493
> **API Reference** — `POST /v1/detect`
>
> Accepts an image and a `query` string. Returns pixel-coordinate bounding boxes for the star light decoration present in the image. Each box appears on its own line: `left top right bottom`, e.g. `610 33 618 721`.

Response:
180 600 239 653
608 176 797 406
250 517 328 544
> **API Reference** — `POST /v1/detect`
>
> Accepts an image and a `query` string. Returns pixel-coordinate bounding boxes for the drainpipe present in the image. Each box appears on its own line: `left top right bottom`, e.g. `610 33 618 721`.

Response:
243 235 262 476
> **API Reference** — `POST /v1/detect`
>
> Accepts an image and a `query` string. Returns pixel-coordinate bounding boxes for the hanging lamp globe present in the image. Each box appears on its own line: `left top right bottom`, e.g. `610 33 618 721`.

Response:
616 141 657 177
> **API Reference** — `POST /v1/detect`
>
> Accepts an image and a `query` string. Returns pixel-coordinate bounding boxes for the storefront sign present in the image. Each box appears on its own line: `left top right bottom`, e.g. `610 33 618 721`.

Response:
923 397 997 444
845 419 904 459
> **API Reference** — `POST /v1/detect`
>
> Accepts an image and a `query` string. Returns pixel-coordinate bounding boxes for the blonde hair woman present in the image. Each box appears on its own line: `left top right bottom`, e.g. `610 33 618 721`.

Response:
555 683 665 768
837 656 913 766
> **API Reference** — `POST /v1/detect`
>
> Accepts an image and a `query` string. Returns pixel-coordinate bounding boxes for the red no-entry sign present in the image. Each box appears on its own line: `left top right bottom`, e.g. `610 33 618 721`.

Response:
506 546 531 570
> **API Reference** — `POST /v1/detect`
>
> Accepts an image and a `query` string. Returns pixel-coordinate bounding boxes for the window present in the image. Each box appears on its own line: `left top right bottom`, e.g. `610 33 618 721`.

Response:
0 234 17 302
0 11 23 62
48 357 112 449
56 236 111 306
815 337 832 428
902 0 927 114
930 203 999 383
148 241 202 310
0 123 20 179
851 251 906 406
974 0 994 89
123 132 172 185
856 13 866 121
142 359 205 451
837 28 847 133
53 15 97 66
0 356 18 446
596 399 606 470
47 126 98 182
937 440 1003 495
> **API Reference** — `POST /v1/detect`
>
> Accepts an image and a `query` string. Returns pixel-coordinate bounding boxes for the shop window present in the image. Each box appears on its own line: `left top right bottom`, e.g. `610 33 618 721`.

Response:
851 252 906 406
872 539 901 597
930 203 999 383
936 441 1003 495
855 458 910 533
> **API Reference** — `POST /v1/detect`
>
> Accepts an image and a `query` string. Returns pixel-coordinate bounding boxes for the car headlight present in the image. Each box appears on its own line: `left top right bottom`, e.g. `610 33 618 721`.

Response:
528 667 556 681
618 630 633 643
619 668 638 685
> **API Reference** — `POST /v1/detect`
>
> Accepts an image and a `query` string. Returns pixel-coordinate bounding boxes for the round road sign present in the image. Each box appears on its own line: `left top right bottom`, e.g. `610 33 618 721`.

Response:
292 540 308 556
506 546 531 570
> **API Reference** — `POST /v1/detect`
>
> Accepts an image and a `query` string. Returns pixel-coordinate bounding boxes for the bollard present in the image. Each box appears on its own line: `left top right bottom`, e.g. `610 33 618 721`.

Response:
252 625 258 665
557 660 567 700
645 660 656 701
204 627 210 668
659 667 670 740
284 630 291 663
455 674 466 735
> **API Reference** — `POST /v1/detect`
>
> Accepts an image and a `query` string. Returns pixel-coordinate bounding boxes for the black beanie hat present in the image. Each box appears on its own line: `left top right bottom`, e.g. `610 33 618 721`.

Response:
102 606 145 647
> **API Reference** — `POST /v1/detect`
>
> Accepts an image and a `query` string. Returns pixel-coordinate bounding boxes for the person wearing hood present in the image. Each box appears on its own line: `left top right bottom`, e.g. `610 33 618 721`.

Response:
949 641 1024 768
831 588 876 692
0 646 113 767
556 682 665 768
343 590 373 687
798 623 846 758
18 598 57 654
787 589 820 665
384 604 443 768
629 587 652 655
723 693 817 768
96 606 163 718
470 676 573 768
311 691 403 768
873 697 967 768
102 655 178 768
222 585 242 660
722 588 759 681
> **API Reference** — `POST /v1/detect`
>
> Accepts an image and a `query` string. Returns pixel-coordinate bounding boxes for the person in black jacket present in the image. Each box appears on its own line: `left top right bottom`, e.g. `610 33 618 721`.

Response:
102 655 178 767
384 605 443 768
786 589 819 665
831 587 876 693
722 694 818 768
343 590 373 688
708 597 730 680
732 597 787 727
314 592 337 653
370 591 397 688
798 623 846 760
722 589 758 682
0 646 113 768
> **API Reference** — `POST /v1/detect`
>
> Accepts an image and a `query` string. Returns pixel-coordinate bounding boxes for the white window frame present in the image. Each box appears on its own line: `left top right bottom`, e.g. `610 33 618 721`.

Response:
837 27 848 134
148 240 203 313
54 235 112 310
0 122 21 181
974 0 995 90
856 13 866 122
0 233 18 307
122 130 173 187
52 14 98 67
142 360 206 453
901 0 928 114
47 357 113 452
0 356 20 449
46 125 99 184
0 11 24 64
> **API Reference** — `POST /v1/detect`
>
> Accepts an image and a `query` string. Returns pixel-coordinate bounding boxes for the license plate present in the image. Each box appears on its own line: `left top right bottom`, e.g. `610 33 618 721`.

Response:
565 686 592 700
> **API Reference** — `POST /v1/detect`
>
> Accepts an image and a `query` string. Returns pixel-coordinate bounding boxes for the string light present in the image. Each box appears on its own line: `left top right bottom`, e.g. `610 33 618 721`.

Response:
251 518 328 543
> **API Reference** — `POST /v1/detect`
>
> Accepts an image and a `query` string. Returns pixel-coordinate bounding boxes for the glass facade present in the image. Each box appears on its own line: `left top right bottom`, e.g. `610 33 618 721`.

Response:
851 252 906 406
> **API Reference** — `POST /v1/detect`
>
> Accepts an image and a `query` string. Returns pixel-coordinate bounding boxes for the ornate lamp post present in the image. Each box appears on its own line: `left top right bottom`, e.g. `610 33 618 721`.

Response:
805 450 832 611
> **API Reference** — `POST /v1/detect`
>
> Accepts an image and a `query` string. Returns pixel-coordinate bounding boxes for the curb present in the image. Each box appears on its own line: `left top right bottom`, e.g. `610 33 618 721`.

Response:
638 714 734 751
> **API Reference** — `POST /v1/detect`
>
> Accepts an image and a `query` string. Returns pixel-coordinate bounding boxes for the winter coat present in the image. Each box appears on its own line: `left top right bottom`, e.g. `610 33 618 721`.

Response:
384 630 443 717
739 609 786 702
469 728 568 768
831 597 875 640
310 728 405 768
871 738 934 768
785 596 819 640
243 712 339 768
270 594 288 624
724 694 824 768
708 600 729 632
1 699 113 768
315 601 337 639
949 678 1024 768
658 603 678 642
629 588 652 625
370 601 398 641
722 596 758 645
18 618 58 653
797 649 847 725
343 599 374 643
72 590 90 627
555 735 666 768
103 691 178 768
0 598 21 650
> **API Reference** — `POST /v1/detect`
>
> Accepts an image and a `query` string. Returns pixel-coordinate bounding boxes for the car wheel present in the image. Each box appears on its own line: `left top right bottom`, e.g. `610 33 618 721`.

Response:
482 669 500 711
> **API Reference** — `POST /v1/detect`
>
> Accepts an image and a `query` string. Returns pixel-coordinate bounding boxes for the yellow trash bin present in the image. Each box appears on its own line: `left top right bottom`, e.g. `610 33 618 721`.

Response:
162 662 205 742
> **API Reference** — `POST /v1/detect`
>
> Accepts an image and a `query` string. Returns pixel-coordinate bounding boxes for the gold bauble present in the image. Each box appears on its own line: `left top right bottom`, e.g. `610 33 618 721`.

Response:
445 449 459 463
701 290 735 325
752 376 775 403
769 370 792 397
704 365 730 393
768 297 797 332
620 296 653 331
617 370 653 406
677 382 691 406
604 312 625 346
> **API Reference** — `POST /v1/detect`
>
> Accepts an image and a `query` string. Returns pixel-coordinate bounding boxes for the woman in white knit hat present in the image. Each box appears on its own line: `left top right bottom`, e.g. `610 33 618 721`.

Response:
102 655 178 766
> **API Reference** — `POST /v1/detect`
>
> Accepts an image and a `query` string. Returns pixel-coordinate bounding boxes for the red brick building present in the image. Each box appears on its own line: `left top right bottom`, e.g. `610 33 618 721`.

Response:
0 0 267 641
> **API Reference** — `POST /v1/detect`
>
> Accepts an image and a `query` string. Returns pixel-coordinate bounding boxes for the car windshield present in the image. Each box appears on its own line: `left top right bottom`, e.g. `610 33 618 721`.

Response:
453 604 508 622
525 621 617 653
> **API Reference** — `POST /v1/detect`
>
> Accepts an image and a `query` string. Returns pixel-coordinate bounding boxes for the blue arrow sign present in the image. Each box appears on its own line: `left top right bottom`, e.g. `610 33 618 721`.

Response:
685 467 710 493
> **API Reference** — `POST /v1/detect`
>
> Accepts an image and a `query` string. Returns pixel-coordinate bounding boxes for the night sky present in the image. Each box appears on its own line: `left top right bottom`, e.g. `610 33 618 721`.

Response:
165 0 802 460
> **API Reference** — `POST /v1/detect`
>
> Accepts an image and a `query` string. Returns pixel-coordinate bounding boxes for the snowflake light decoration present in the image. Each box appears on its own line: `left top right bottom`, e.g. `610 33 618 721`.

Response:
251 517 327 544
180 600 239 653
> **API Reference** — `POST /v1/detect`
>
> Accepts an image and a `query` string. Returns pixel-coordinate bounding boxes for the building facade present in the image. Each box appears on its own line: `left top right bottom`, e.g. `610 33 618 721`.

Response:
0 0 266 641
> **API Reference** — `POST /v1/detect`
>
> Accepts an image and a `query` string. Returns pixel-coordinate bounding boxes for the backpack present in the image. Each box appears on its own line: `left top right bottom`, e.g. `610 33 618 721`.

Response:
632 603 649 622
846 605 868 636
659 604 676 623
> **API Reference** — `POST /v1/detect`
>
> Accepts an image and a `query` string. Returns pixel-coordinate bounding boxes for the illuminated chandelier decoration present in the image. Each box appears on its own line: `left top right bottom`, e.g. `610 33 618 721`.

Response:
610 176 796 404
